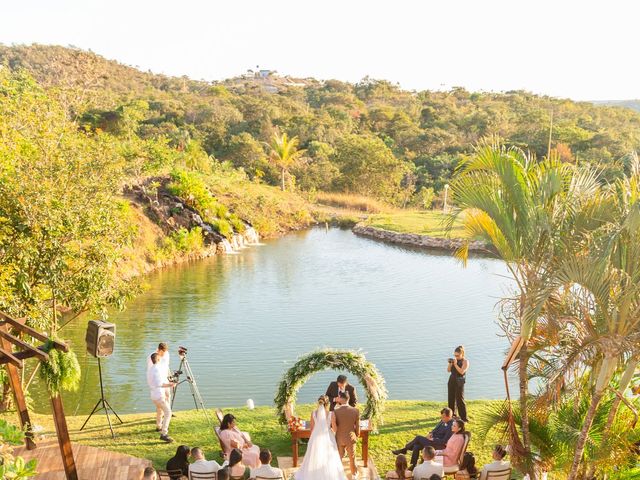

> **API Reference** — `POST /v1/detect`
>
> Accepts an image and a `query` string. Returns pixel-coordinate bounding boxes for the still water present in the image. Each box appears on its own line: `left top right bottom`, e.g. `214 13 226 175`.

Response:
34 228 512 414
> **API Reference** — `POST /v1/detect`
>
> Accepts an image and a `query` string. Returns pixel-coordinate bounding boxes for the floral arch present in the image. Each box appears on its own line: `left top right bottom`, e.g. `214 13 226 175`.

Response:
274 349 387 426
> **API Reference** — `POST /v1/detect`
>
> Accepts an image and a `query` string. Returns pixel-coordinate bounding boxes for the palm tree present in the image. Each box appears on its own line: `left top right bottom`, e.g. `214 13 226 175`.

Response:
550 161 640 480
449 138 603 477
267 131 305 191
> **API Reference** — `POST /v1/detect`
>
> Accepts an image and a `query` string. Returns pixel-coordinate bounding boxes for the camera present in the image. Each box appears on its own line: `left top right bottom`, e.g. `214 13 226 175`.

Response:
448 358 454 363
178 346 188 356
168 370 182 383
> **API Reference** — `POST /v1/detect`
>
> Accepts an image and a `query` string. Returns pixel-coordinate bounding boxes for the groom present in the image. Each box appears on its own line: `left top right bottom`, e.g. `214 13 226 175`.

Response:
332 392 360 479
326 374 358 411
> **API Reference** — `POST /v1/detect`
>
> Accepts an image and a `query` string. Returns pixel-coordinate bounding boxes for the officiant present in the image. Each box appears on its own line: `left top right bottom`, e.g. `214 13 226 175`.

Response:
325 374 357 411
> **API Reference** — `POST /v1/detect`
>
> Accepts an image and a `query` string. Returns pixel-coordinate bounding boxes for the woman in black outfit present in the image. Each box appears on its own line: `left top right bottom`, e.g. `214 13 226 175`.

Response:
447 345 469 422
166 445 190 479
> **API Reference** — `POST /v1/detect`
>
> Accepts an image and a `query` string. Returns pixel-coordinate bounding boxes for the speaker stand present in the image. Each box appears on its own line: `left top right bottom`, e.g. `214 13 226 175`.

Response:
80 357 122 438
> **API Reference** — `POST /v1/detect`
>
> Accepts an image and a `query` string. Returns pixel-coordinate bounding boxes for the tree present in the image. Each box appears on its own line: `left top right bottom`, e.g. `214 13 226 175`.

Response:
267 131 305 191
551 159 640 480
331 134 408 203
0 70 135 341
449 138 605 477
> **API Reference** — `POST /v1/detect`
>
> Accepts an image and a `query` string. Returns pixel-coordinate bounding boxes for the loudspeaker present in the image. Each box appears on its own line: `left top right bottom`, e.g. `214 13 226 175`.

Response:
85 320 116 358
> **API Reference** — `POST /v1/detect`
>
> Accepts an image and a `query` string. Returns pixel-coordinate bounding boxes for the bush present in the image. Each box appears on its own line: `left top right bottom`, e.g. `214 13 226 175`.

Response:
211 219 233 238
228 214 246 233
168 169 220 221
0 419 38 479
160 227 204 256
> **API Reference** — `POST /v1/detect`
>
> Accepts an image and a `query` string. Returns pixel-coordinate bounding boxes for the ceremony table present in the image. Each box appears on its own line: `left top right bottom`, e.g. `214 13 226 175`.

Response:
289 419 372 467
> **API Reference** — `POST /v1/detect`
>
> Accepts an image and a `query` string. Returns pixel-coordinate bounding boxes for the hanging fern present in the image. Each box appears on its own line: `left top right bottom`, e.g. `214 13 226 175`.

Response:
39 340 81 395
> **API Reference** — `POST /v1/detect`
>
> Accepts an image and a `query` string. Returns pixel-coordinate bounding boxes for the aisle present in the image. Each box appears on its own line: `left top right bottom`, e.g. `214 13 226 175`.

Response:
277 455 379 480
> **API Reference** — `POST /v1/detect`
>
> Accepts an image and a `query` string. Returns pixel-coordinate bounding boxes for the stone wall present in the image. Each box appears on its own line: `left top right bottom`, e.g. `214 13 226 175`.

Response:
352 224 489 253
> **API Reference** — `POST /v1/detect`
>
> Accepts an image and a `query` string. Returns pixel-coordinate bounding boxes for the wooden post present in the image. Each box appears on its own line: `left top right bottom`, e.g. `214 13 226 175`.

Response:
0 329 35 450
50 393 78 480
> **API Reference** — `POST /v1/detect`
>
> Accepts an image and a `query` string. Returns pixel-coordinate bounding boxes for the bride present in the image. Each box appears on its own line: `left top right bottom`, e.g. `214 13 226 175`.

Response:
295 395 347 480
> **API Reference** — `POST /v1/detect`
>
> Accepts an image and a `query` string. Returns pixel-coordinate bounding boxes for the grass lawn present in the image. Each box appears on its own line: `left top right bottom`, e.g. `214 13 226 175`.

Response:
16 400 502 475
363 211 466 238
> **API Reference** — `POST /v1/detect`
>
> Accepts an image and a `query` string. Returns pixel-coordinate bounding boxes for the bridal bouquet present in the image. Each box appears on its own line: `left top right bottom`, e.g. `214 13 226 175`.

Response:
288 416 304 432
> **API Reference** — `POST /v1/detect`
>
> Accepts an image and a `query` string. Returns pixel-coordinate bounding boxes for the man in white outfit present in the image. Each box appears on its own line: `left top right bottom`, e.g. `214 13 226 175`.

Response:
148 352 175 442
146 342 171 402
412 446 444 480
189 447 225 475
479 445 510 480
250 449 284 479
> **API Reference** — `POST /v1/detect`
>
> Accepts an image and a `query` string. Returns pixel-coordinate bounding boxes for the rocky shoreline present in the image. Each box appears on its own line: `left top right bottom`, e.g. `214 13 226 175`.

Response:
352 224 488 253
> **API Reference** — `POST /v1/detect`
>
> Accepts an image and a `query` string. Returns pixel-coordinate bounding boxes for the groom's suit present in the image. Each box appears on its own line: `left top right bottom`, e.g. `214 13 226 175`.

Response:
333 404 360 476
326 381 357 411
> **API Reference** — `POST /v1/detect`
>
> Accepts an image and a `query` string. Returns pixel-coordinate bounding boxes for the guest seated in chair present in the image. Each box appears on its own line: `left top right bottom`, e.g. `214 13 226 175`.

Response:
386 453 412 479
435 420 467 468
392 408 454 469
217 467 230 480
219 413 261 468
228 448 251 479
250 449 284 479
142 466 157 480
166 445 190 479
454 452 478 479
412 447 444 480
478 445 509 480
189 447 225 476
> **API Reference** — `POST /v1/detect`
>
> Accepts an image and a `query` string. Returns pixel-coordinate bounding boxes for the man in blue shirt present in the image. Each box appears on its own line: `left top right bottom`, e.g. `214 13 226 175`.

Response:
392 407 454 469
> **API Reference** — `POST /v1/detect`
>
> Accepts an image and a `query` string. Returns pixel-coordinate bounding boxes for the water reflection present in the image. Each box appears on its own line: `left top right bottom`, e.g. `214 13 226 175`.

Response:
32 228 513 414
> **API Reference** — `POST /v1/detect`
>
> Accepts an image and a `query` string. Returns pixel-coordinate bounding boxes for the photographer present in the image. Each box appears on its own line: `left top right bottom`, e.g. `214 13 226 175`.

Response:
447 346 469 422
147 343 171 402
148 352 176 443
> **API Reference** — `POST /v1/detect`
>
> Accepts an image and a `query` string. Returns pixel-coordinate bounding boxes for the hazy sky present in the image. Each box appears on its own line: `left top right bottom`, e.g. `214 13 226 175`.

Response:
1 0 638 100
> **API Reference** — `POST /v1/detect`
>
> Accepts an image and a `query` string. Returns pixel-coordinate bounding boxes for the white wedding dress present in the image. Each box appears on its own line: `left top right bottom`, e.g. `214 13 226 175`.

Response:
295 406 347 480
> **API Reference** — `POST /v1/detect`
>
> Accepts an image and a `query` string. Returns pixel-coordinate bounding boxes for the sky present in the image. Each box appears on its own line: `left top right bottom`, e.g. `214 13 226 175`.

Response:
1 0 639 101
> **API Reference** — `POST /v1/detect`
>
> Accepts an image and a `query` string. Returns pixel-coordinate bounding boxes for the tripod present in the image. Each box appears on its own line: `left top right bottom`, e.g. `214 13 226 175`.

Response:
80 357 122 438
171 353 213 427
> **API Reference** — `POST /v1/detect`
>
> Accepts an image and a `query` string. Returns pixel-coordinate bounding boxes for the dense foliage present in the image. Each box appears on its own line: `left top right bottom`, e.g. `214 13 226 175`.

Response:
3 45 640 206
451 140 640 479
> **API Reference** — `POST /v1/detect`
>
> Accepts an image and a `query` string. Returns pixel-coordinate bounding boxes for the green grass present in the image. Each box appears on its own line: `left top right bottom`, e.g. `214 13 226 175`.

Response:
15 400 500 475
363 211 466 238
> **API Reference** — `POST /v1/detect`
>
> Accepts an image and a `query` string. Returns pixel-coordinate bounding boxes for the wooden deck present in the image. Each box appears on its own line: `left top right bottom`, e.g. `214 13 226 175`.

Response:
14 439 151 480
278 455 379 480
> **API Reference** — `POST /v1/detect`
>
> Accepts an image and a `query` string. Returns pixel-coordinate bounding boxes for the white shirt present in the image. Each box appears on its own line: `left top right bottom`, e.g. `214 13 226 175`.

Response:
147 363 167 401
413 459 444 480
146 350 171 379
250 464 284 479
480 460 511 480
189 459 224 475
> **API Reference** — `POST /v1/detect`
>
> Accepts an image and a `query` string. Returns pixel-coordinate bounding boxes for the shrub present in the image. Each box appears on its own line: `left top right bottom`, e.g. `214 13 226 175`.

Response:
211 219 233 238
229 214 246 233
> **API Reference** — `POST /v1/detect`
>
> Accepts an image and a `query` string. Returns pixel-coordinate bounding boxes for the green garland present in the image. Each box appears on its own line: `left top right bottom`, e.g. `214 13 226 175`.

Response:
274 349 387 427
39 340 81 395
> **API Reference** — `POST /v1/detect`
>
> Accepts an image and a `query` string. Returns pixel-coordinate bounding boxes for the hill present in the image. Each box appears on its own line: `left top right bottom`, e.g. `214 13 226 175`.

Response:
3 44 640 205
593 99 640 112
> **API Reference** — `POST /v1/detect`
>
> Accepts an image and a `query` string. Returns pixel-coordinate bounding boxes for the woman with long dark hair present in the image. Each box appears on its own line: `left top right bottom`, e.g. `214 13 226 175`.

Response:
455 452 479 479
228 448 251 479
436 419 468 468
385 454 412 479
165 445 190 479
447 345 470 422
218 414 260 468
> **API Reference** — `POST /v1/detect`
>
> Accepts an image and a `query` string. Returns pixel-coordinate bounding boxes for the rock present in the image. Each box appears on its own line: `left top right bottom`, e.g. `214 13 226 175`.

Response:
352 224 489 254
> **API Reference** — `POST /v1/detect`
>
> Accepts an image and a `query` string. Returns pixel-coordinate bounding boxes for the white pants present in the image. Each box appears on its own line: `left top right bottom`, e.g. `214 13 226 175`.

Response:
153 397 171 435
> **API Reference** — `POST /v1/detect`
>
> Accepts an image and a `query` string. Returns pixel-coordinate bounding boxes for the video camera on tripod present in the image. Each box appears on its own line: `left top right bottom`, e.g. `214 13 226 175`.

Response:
170 345 213 428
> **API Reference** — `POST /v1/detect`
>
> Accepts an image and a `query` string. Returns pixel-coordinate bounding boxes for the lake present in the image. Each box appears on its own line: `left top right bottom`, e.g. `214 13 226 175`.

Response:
33 228 513 415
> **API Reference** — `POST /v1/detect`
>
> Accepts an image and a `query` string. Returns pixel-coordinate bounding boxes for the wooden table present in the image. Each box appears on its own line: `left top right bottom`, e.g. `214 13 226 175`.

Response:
290 419 372 467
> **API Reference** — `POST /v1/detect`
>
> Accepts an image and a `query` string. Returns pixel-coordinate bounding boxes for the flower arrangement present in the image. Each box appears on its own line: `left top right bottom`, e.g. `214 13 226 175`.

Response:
287 416 304 432
275 349 387 428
